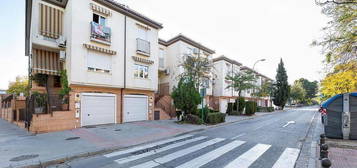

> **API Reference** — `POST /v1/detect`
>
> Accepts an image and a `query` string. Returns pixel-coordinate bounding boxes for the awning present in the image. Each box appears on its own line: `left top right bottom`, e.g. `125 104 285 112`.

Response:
32 49 61 75
132 56 154 64
83 43 117 55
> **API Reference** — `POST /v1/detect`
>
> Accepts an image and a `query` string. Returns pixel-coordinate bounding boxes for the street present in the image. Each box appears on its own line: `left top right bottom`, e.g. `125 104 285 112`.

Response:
50 107 320 168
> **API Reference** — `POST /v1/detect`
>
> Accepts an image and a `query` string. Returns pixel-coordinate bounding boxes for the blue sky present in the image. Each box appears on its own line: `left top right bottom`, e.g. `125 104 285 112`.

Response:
0 0 328 89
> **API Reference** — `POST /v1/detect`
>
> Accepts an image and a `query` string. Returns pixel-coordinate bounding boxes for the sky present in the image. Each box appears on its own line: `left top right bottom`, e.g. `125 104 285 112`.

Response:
0 0 328 90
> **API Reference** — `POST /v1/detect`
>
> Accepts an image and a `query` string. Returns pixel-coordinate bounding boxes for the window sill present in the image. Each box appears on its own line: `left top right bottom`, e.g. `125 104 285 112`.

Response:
134 77 151 81
87 70 112 75
136 51 150 57
90 38 111 46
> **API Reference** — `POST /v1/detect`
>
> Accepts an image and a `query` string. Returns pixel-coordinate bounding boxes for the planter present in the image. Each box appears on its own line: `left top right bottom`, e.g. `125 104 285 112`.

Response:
35 107 44 114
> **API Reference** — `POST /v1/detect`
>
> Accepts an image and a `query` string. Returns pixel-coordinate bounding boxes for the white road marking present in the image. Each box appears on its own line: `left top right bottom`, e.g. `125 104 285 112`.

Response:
104 134 193 157
224 143 271 168
272 148 300 168
176 140 245 168
130 138 225 168
283 121 296 127
114 136 206 164
231 133 246 140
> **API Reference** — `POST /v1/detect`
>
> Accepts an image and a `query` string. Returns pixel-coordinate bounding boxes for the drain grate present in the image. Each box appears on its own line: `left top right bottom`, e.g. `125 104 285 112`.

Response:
10 154 39 162
65 137 80 141
84 126 96 129
114 129 121 131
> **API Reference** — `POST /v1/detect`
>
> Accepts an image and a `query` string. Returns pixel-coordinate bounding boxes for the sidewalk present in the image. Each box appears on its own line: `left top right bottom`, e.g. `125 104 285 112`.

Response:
323 139 357 168
0 111 279 168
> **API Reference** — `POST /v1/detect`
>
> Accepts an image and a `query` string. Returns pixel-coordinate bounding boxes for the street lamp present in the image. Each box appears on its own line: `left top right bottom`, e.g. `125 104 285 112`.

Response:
252 59 266 106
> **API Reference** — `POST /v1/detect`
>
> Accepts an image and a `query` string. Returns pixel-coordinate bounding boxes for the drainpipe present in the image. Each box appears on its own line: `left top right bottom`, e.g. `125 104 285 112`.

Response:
120 16 127 123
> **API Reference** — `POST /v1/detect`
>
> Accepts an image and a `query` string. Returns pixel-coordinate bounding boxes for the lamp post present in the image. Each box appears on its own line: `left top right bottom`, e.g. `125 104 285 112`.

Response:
252 59 266 105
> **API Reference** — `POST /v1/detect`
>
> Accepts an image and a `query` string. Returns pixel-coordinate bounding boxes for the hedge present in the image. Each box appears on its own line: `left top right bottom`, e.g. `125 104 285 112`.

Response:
206 112 226 124
245 101 257 115
184 114 203 125
257 106 275 112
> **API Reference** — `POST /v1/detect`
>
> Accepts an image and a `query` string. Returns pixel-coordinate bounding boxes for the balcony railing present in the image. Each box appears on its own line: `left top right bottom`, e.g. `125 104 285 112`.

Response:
137 38 150 55
90 22 111 43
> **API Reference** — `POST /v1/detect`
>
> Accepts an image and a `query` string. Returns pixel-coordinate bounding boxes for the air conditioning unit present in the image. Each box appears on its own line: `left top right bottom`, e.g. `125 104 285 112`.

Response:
59 51 66 60
193 48 199 54
164 68 170 75
57 36 66 48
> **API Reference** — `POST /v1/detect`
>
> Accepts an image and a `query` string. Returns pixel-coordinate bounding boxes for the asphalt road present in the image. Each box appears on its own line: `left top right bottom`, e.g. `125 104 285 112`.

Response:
50 106 320 168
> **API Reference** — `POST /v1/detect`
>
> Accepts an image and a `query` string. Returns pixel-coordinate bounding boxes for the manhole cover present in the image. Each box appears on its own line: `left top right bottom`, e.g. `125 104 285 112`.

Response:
10 154 39 162
114 129 121 131
65 137 80 141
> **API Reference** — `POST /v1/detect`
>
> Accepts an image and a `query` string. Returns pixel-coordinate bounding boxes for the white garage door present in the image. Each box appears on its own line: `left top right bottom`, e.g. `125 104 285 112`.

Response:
81 93 116 126
124 95 148 122
220 99 228 113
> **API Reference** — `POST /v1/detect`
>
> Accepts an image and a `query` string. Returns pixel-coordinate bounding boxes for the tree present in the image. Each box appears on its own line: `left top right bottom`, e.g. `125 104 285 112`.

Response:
273 59 290 109
179 53 212 90
290 81 306 104
321 70 357 98
225 70 257 112
7 76 29 96
254 80 275 98
297 78 319 100
171 77 201 118
312 2 357 71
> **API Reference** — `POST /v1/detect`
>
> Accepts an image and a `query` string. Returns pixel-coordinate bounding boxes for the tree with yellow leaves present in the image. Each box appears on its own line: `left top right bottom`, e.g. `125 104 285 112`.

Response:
321 70 357 98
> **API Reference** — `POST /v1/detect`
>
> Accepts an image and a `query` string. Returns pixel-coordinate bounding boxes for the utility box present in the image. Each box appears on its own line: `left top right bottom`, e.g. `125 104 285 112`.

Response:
322 92 357 140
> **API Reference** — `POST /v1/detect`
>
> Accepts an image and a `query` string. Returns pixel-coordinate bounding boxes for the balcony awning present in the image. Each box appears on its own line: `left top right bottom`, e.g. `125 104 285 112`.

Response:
132 56 154 65
32 49 61 75
83 43 116 55
91 3 111 16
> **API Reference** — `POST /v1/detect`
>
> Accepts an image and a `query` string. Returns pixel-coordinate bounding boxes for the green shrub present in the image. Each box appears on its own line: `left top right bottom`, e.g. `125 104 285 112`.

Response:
238 97 246 112
184 114 203 125
206 113 226 124
267 107 275 112
245 101 257 115
226 103 234 114
197 106 209 122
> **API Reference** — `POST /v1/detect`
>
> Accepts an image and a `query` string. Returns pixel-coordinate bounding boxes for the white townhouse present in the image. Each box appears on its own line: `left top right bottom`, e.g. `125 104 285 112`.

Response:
212 56 243 113
155 35 216 117
25 0 163 133
211 56 273 113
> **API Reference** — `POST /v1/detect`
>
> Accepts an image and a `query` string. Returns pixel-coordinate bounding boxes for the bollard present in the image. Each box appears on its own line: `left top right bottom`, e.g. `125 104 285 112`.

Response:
320 144 329 159
320 134 326 146
321 158 332 168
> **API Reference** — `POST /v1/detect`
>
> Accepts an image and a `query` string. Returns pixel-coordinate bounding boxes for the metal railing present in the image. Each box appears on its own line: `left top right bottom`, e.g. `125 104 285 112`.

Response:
137 38 150 55
90 22 111 43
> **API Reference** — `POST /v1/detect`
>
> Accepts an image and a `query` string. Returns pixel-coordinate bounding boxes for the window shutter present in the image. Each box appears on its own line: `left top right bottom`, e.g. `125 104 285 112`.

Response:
40 3 63 39
87 51 112 71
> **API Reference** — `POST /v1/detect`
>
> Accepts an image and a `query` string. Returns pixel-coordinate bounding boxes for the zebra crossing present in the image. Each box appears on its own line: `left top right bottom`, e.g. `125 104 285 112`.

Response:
103 134 301 168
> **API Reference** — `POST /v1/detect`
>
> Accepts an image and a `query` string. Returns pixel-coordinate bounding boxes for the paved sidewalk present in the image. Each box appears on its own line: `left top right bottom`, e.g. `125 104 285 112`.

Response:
321 139 357 168
0 111 279 168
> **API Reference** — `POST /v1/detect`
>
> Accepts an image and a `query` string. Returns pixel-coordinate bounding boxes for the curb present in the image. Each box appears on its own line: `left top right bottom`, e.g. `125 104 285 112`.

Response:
15 109 289 168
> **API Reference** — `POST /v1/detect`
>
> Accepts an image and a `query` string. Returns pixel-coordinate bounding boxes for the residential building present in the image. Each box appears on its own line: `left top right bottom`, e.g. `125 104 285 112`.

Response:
156 35 215 116
240 66 274 108
25 0 163 133
0 95 26 128
212 56 243 113
212 57 273 113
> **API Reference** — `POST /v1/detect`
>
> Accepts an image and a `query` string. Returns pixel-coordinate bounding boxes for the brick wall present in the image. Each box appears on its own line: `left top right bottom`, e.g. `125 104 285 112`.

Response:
30 110 77 133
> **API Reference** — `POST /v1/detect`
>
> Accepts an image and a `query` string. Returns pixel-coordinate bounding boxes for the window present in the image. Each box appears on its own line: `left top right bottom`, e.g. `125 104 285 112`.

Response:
54 76 61 87
93 13 106 26
87 51 112 73
186 47 193 55
138 27 148 40
159 49 165 68
134 64 149 79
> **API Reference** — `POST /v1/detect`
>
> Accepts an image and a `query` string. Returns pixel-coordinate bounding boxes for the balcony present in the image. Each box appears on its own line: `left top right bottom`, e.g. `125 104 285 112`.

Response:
90 22 111 44
137 38 150 56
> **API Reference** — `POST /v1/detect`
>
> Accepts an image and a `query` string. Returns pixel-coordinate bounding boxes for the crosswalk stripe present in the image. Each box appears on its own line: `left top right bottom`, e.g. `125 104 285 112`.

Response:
104 134 193 158
114 136 207 164
272 148 300 168
130 138 225 168
176 140 246 168
224 143 271 168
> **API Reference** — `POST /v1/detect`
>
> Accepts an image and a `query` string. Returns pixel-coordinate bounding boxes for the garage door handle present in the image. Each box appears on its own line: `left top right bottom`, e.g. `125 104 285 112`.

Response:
88 114 90 116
